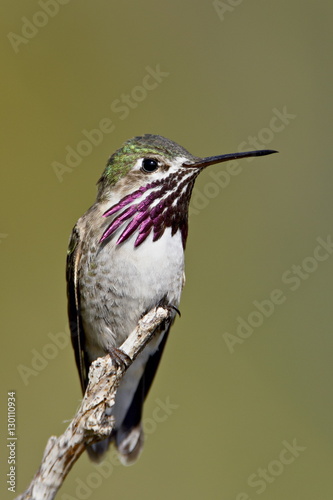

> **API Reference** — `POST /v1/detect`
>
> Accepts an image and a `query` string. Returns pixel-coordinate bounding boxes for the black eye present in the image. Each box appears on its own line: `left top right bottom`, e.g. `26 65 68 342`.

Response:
141 158 159 173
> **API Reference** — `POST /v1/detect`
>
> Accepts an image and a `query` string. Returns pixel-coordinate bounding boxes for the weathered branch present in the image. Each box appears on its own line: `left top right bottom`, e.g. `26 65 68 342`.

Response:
16 306 171 500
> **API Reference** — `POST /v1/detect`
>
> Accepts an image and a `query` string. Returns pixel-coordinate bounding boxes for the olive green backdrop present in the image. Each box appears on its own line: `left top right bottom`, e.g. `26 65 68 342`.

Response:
1 1 333 499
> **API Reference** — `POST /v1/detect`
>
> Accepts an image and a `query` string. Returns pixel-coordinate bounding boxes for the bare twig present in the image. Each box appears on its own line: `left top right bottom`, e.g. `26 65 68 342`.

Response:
16 307 171 500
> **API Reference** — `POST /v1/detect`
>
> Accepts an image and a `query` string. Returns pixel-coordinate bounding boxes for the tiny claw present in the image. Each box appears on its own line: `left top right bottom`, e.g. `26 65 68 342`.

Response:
169 305 181 317
156 297 181 318
108 347 131 370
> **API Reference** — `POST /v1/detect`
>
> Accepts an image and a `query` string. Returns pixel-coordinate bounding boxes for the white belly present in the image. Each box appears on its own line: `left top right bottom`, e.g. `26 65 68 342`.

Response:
80 226 185 360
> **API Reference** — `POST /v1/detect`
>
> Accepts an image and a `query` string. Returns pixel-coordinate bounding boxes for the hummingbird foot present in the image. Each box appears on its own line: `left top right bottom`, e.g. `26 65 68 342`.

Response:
169 304 181 317
155 296 181 317
108 347 132 370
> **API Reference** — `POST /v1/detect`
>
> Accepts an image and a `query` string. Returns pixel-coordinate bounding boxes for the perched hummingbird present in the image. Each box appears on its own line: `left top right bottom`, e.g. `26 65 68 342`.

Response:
66 134 276 464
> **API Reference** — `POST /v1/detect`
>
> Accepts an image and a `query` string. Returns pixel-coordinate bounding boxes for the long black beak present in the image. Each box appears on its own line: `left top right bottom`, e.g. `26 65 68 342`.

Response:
183 149 278 168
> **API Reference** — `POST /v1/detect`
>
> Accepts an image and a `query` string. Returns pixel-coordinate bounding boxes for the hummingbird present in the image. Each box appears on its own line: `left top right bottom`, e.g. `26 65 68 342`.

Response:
66 134 276 465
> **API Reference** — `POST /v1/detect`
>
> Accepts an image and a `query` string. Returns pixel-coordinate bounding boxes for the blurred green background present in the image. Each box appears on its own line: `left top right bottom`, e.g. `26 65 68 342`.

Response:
1 1 333 499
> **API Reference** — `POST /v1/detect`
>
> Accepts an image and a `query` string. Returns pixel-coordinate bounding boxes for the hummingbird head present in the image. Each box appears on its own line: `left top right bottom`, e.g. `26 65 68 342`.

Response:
98 134 277 249
97 134 198 197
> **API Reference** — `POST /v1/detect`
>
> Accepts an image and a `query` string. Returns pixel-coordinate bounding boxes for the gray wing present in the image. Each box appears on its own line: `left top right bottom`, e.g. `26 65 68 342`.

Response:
66 225 89 394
